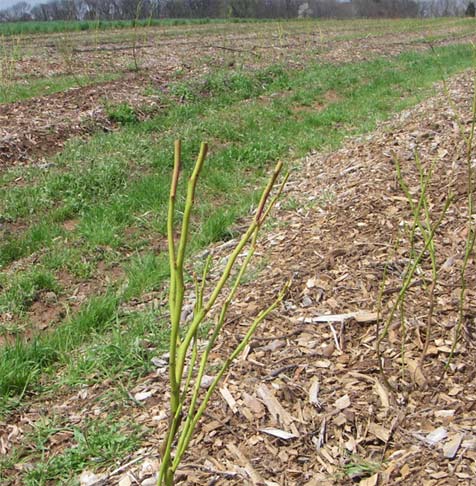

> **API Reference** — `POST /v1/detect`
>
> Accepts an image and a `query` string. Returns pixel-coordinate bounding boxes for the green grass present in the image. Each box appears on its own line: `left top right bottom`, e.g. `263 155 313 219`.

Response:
0 413 144 485
342 456 382 480
0 73 119 104
0 269 60 315
0 18 269 36
106 101 139 125
0 293 119 397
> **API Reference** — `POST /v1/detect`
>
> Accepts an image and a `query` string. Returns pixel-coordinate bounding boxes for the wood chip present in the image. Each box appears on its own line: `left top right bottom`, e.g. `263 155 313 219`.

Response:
443 434 463 459
309 378 320 407
359 473 379 486
369 422 391 443
334 394 351 410
308 311 377 323
374 380 390 409
227 443 264 485
426 427 448 446
220 386 238 414
259 428 298 440
256 384 294 426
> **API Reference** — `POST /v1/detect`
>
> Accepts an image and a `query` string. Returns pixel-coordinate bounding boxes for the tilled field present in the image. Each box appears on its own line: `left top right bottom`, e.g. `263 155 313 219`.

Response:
1 18 476 486
2 18 476 167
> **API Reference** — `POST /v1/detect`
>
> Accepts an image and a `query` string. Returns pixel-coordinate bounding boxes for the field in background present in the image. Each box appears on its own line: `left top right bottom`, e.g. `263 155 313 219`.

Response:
1 17 476 485
0 17 267 36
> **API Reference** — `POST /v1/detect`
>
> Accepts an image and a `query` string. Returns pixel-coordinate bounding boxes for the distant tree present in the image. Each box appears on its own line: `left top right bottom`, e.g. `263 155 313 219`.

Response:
228 0 258 17
466 1 475 15
353 0 418 18
0 1 32 21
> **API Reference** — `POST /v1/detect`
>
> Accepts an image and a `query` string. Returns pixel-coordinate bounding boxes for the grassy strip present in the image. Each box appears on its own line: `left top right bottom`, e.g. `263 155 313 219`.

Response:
0 18 270 36
0 72 119 104
0 43 475 402
0 411 144 485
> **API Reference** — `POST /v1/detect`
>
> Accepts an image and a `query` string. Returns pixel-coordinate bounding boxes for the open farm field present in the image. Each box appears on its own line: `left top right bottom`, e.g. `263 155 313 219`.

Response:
1 17 476 485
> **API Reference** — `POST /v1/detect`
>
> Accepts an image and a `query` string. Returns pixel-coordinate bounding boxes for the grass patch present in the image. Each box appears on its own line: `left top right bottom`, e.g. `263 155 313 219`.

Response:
106 102 139 125
0 293 118 398
0 269 60 315
59 309 169 387
0 413 143 486
0 73 118 104
0 18 269 36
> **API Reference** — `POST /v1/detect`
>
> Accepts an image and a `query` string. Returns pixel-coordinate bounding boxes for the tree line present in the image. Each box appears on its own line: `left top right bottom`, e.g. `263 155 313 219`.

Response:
0 0 473 22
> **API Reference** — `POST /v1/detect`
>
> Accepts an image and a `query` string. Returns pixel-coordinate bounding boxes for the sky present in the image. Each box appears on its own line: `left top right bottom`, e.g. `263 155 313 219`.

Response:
0 0 43 8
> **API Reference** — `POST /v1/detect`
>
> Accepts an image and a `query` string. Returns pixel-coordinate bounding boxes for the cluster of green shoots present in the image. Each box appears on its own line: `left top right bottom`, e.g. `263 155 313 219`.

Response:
376 70 476 390
158 141 288 485
0 35 22 101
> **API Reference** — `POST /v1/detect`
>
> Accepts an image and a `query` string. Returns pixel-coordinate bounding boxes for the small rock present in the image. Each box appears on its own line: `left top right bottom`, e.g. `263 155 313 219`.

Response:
141 476 158 486
200 375 214 388
79 470 106 486
151 353 169 368
140 459 160 477
118 475 132 486
134 390 154 401
38 162 56 170
301 295 313 307
44 291 57 303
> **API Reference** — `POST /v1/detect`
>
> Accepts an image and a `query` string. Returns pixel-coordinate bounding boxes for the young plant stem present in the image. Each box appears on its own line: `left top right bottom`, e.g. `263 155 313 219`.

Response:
443 70 476 375
171 283 289 472
394 155 443 371
376 196 452 391
132 0 144 71
158 144 287 485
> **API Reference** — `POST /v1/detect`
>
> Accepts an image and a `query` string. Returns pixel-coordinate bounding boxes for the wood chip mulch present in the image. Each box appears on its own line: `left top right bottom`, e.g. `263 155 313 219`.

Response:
109 68 476 486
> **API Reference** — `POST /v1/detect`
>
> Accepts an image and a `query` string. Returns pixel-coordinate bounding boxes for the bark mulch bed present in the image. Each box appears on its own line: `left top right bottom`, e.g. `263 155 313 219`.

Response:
106 68 476 485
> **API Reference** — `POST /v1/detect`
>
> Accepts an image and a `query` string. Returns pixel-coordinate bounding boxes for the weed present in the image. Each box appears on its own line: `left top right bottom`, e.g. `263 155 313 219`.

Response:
0 269 60 315
342 456 381 480
23 416 142 485
106 102 139 125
